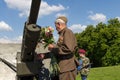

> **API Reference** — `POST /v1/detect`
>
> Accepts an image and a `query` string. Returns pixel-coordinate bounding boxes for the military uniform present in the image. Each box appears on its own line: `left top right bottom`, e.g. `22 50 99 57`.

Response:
80 57 90 75
77 56 90 80
52 27 77 80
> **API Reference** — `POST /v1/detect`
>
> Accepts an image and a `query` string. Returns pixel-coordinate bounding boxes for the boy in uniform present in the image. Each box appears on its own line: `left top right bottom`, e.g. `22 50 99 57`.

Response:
77 49 90 80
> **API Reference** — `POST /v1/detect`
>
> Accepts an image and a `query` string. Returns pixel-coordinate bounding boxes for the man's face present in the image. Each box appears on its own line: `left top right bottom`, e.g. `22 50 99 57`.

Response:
55 22 61 32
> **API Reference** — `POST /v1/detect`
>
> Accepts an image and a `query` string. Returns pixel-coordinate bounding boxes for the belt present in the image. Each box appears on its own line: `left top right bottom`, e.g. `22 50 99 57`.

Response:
59 53 74 60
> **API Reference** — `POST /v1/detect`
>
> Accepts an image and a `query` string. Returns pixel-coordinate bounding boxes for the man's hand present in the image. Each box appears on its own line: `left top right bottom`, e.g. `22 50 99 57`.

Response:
48 44 54 51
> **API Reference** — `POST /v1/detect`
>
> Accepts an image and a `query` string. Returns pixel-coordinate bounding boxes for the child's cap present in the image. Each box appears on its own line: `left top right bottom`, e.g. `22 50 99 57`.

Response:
78 49 86 54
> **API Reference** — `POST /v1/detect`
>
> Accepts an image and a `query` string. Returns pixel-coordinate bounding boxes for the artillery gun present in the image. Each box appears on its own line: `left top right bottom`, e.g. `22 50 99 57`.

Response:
16 0 42 80
0 0 48 80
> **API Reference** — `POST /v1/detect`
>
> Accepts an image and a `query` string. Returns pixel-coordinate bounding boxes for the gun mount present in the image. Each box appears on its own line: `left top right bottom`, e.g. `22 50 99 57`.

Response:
16 0 42 80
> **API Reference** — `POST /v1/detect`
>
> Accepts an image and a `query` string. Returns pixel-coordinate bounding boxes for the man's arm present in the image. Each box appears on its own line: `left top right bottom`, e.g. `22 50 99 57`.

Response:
59 29 77 54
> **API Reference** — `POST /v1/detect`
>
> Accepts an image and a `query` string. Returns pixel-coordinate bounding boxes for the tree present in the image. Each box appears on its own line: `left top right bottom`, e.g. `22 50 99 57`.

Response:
75 18 120 67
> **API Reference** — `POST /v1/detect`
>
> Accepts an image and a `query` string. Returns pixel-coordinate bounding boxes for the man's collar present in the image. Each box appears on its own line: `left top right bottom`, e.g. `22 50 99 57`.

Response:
58 27 67 34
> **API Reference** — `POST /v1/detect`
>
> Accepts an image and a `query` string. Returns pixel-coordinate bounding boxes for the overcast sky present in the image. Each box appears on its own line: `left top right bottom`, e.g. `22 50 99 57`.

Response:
0 0 120 43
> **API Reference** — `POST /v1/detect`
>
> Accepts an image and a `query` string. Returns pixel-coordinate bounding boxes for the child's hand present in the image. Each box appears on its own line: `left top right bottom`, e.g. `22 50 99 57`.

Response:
37 53 45 59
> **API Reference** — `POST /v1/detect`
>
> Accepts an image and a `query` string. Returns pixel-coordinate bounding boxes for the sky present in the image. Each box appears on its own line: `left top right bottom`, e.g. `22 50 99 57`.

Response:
0 0 120 43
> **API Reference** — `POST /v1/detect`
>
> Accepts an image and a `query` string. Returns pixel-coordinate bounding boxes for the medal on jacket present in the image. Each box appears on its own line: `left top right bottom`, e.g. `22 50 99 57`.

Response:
57 36 63 45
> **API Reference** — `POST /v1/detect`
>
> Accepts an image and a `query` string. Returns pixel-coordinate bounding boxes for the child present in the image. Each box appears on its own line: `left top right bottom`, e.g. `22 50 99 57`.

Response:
77 49 90 80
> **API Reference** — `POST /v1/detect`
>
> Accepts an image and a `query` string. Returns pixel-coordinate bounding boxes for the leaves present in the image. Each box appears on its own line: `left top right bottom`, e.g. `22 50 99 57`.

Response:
50 53 60 76
39 26 55 48
75 18 120 67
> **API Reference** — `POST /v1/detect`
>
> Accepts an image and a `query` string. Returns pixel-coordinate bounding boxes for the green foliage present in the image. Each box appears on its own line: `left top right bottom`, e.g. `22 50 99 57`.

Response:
75 18 120 67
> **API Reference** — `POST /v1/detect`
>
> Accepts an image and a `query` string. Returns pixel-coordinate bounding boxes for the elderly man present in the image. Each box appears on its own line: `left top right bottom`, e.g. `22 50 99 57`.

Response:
48 16 77 80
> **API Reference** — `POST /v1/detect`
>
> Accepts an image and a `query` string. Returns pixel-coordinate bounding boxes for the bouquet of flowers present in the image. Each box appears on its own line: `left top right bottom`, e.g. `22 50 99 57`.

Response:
39 26 59 76
39 26 54 48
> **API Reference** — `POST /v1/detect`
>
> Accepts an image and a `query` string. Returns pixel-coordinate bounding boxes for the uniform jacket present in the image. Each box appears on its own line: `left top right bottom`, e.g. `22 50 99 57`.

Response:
53 27 77 73
78 57 90 75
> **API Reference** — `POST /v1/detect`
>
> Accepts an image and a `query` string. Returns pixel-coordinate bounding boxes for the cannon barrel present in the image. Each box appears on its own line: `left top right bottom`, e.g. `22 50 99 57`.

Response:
28 0 41 24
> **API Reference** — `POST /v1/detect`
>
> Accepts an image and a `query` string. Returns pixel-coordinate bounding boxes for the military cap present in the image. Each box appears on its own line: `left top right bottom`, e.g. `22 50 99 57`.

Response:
55 16 68 24
78 49 86 54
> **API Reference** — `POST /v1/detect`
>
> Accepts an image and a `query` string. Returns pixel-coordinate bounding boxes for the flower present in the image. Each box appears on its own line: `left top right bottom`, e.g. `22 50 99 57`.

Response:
39 26 54 48
38 26 59 76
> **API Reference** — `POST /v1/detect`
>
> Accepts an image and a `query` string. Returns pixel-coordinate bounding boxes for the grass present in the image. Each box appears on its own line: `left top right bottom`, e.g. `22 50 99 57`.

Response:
76 65 120 80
